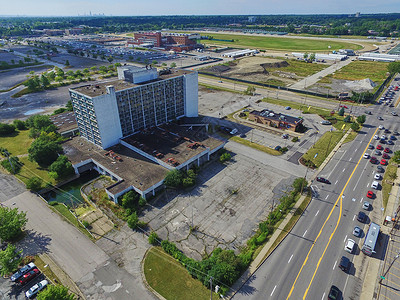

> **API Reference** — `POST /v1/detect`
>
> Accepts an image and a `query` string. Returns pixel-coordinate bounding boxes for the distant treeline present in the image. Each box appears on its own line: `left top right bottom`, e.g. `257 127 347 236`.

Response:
0 14 400 37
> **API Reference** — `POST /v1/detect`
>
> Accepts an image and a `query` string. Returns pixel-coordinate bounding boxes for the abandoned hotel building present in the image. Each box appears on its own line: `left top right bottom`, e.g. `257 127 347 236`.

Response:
64 66 225 201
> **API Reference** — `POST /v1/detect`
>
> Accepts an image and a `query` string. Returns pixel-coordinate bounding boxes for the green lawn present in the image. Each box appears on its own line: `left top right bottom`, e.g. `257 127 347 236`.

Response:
201 33 362 51
0 130 33 156
144 247 219 300
264 59 327 78
325 61 389 85
302 131 345 168
230 136 282 156
15 156 56 188
382 163 398 210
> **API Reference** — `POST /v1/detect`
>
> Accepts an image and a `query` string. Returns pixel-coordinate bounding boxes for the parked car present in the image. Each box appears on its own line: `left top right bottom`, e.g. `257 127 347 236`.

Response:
390 135 396 140
285 106 291 110
381 159 387 165
374 173 381 180
391 111 398 116
383 153 390 159
375 150 381 156
18 268 40 285
370 156 378 164
368 144 374 150
366 190 374 199
374 135 379 140
387 140 394 145
274 145 281 151
377 116 383 120
338 256 350 272
321 120 332 125
353 226 362 237
25 279 48 299
377 166 385 173
357 211 367 222
379 125 384 130
316 177 330 184
345 238 356 253
10 263 36 282
363 153 370 159
377 145 383 150
282 134 289 139
384 147 390 153
363 201 370 210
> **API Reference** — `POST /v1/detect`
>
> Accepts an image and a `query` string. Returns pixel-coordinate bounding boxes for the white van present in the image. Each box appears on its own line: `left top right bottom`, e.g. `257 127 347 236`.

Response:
371 181 379 190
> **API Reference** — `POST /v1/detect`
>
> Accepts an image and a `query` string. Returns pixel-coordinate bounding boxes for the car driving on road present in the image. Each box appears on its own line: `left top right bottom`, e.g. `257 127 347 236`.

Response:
316 177 330 184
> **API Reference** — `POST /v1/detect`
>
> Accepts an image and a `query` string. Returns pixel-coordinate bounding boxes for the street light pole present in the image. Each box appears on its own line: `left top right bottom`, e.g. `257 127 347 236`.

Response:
380 250 400 284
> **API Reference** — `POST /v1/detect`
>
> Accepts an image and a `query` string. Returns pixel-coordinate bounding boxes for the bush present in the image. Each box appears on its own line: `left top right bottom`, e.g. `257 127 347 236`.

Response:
0 123 16 136
350 122 360 131
82 220 90 228
127 212 139 229
182 177 195 188
292 136 299 142
48 155 74 179
148 231 159 245
12 119 26 130
26 176 43 191
220 152 232 163
164 169 183 187
338 107 345 116
138 197 147 207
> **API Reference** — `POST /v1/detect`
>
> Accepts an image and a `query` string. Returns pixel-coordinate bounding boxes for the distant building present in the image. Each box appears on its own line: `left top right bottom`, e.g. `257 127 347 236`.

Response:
69 66 198 149
65 27 84 35
248 109 303 132
339 49 355 56
128 31 200 52
43 29 64 36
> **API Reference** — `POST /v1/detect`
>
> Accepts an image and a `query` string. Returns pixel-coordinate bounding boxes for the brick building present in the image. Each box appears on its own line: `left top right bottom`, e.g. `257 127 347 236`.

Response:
248 109 303 132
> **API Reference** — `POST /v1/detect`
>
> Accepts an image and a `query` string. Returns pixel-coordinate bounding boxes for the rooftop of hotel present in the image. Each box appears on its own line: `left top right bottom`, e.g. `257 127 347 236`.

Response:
62 136 168 195
49 111 78 134
71 68 192 98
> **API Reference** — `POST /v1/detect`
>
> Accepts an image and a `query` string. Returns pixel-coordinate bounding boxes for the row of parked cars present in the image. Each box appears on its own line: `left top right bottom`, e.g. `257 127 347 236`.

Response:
379 83 399 107
10 262 48 298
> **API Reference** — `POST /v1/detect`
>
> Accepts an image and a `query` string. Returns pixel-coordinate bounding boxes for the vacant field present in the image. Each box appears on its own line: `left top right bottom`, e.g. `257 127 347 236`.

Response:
201 33 363 51
325 61 389 84
0 130 32 156
144 247 218 300
382 163 398 210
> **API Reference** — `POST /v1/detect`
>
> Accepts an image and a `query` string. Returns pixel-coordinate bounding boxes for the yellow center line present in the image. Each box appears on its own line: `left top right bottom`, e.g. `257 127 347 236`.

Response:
286 127 378 300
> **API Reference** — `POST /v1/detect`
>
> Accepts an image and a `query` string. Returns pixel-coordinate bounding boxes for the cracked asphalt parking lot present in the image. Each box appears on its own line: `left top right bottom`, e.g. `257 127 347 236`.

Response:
144 150 297 260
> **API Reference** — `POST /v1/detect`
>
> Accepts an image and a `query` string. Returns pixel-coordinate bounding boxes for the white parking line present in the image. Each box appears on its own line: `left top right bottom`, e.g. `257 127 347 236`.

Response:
325 195 329 200
322 293 326 300
360 198 363 203
367 183 370 187
303 230 308 237
353 214 356 221
333 260 337 270
271 285 277 297
344 235 348 243
288 254 293 264
349 157 352 161
335 180 338 185
315 210 319 217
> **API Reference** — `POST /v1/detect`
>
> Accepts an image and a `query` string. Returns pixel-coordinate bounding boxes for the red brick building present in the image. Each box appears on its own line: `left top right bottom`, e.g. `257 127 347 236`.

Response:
248 109 303 132
130 32 199 52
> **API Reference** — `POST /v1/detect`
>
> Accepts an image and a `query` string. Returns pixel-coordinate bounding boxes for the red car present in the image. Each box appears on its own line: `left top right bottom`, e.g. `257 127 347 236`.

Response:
380 159 387 165
370 156 378 164
376 145 383 150
367 191 374 199
18 268 40 285
384 148 390 153
383 153 390 159
340 105 348 109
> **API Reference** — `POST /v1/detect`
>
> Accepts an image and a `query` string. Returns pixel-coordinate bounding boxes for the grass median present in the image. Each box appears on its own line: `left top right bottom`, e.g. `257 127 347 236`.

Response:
230 136 282 156
382 163 398 210
144 247 219 300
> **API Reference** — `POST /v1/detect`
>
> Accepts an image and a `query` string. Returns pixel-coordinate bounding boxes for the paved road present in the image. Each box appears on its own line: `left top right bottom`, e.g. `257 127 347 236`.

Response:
290 57 356 90
233 77 400 300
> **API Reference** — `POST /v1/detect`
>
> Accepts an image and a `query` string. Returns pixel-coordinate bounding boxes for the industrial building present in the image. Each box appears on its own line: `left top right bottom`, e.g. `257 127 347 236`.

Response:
358 52 400 62
248 109 304 132
292 52 348 61
127 32 201 52
221 49 258 58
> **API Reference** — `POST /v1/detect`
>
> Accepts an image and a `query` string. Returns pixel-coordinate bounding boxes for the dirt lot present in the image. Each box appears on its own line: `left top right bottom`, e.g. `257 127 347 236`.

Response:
202 56 328 87
49 53 108 71
0 50 24 64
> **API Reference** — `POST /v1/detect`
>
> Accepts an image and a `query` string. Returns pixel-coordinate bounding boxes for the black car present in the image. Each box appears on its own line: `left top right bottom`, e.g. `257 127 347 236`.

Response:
274 146 281 151
377 166 385 173
328 285 341 300
387 140 394 145
357 211 367 223
338 256 350 272
316 177 331 184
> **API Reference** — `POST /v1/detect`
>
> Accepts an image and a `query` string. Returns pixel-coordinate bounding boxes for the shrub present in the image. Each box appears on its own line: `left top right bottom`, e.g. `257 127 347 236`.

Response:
343 115 351 123
0 123 16 136
26 176 43 191
350 122 360 131
127 212 139 229
292 136 299 142
220 152 231 163
148 231 159 245
82 220 90 228
164 169 183 187
12 119 26 130
138 197 147 207
182 177 195 188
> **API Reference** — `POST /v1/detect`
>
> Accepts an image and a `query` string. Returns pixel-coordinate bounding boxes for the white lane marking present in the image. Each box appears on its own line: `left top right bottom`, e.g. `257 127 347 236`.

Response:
353 167 366 191
360 198 363 203
322 293 326 300
288 254 294 264
344 235 348 243
360 140 363 143
315 210 319 217
303 230 308 237
325 195 329 200
349 156 352 161
335 180 338 185
343 168 346 172
271 285 277 297
361 197 364 201
367 183 370 187
333 261 337 270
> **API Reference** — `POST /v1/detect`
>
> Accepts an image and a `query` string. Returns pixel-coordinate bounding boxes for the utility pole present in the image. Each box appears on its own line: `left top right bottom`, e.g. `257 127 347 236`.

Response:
380 250 400 284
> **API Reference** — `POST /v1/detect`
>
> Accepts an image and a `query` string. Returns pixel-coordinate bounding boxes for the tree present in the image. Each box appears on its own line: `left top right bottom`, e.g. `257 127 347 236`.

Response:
303 52 309 60
0 244 23 276
37 284 75 300
309 53 316 61
65 60 70 66
170 62 177 68
148 232 159 245
41 74 50 87
127 212 139 229
121 190 138 209
392 151 400 164
245 85 256 95
350 122 360 131
26 176 43 191
13 119 26 130
164 169 183 187
357 115 366 124
0 206 27 241
28 135 62 166
388 61 400 74
338 107 345 116
48 155 74 179
107 56 114 63
220 152 231 163
0 123 16 136
343 115 351 123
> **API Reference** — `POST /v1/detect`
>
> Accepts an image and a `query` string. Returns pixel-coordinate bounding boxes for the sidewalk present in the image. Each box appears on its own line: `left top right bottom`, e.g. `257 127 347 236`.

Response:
39 253 86 299
228 129 352 298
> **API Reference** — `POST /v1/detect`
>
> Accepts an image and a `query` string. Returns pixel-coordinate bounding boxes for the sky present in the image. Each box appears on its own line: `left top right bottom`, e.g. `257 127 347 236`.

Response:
0 0 399 16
